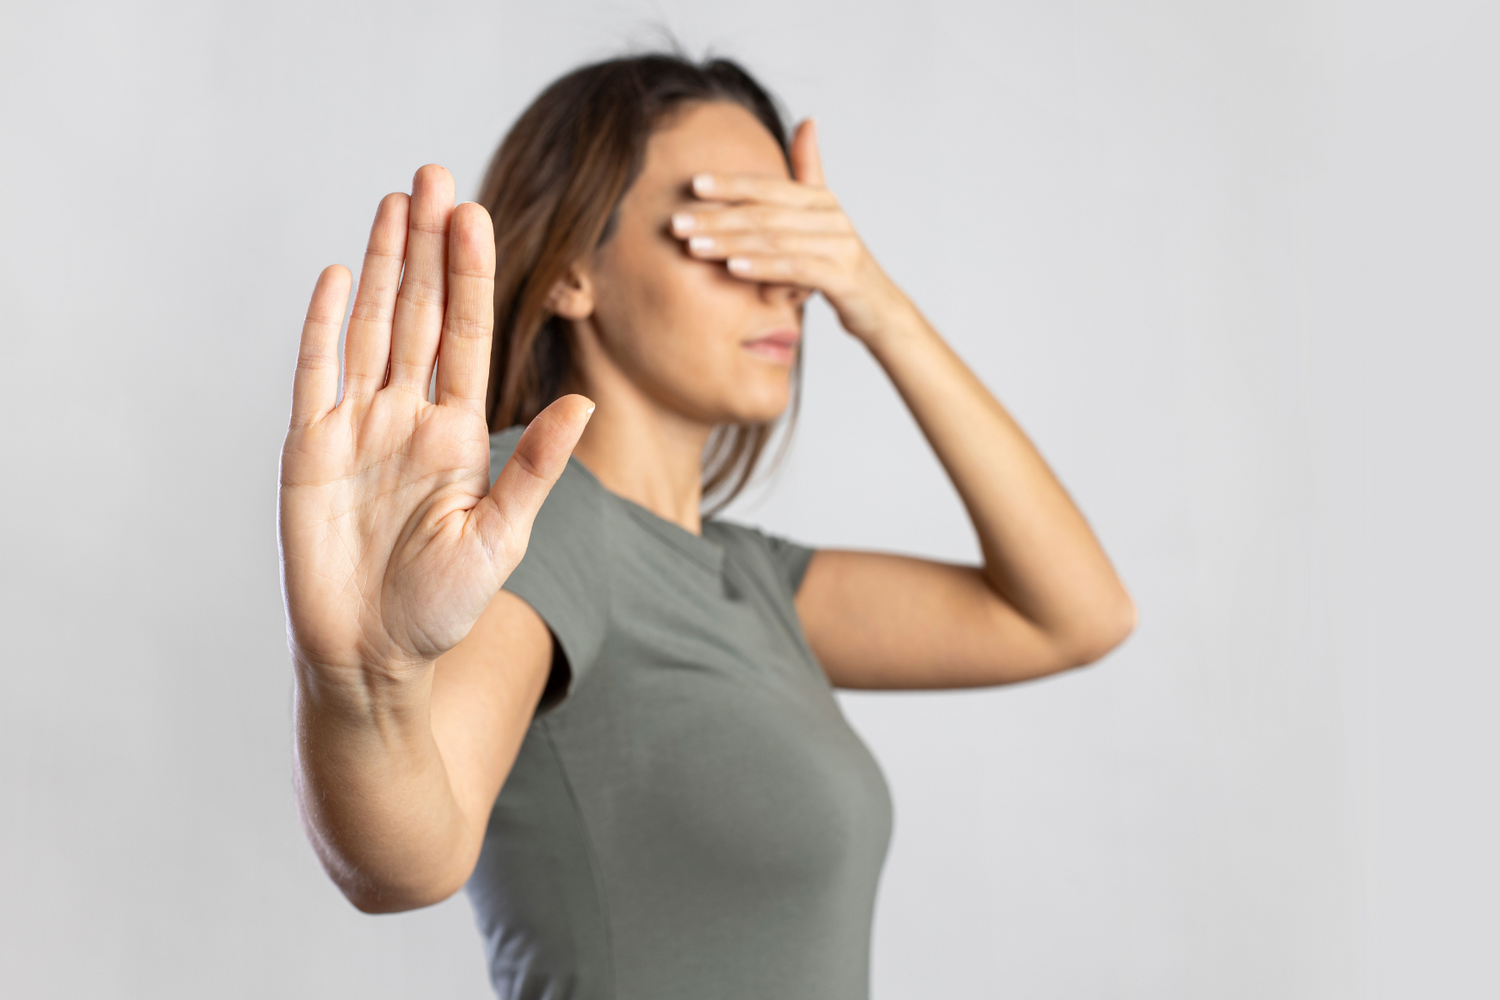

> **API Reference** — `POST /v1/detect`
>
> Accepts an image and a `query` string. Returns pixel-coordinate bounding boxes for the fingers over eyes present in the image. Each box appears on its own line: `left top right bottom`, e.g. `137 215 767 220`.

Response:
691 173 837 209
388 165 456 395
685 231 851 261
723 255 830 283
343 192 409 399
673 204 847 237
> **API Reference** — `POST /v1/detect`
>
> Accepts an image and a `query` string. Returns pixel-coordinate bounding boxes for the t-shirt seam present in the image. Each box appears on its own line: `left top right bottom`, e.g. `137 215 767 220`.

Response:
559 471 614 706
539 719 618 1000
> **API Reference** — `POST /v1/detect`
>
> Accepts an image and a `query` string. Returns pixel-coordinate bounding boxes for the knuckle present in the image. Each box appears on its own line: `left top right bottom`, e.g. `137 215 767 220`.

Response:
446 314 489 340
401 278 445 308
507 448 545 484
350 300 394 323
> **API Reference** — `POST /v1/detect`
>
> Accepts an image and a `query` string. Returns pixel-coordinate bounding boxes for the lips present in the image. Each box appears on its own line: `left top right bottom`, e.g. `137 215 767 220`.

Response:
741 329 800 366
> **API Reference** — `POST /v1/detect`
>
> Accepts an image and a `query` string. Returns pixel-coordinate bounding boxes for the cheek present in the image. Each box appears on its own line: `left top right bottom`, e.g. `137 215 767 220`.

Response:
664 271 793 418
596 243 793 423
613 257 755 386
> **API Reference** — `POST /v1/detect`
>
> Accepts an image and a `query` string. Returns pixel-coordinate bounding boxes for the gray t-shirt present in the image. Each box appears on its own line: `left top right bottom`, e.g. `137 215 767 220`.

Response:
466 427 893 1000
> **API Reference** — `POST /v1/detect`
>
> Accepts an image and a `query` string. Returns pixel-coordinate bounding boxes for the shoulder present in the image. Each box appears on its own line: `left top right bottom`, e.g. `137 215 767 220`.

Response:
707 520 817 597
490 425 612 684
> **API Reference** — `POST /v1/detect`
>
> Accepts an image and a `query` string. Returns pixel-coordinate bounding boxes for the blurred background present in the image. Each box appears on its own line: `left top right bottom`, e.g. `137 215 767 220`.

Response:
2 0 1495 996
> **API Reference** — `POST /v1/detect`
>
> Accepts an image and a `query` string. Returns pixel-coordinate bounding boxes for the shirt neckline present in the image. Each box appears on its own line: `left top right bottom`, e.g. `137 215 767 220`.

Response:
566 455 727 577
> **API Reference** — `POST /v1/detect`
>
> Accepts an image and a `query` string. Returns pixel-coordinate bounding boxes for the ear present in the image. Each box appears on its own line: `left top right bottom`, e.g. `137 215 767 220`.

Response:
545 262 595 320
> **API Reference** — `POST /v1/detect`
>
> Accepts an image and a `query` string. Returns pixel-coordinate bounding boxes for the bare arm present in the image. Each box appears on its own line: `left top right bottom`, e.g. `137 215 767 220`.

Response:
280 165 586 911
794 313 1136 687
295 591 553 912
676 122 1134 688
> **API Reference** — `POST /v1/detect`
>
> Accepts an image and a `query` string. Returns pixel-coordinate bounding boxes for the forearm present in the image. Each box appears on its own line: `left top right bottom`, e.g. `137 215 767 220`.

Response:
292 661 475 912
862 303 1135 661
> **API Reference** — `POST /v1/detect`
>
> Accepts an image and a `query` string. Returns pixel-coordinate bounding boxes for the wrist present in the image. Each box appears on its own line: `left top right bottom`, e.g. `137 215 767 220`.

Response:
291 648 435 731
854 293 933 359
828 252 923 348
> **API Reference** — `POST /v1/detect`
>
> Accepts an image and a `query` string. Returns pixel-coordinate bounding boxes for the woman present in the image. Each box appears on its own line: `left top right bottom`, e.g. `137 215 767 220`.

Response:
279 54 1134 999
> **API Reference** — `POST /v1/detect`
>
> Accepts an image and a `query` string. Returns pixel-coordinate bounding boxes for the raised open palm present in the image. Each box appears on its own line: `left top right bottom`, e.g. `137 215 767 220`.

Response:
278 165 590 687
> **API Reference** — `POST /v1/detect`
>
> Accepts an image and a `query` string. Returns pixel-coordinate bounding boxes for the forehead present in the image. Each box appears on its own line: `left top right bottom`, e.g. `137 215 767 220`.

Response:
637 101 788 196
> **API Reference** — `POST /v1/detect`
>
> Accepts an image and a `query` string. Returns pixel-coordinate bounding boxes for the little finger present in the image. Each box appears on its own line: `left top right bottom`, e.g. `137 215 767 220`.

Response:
290 266 352 427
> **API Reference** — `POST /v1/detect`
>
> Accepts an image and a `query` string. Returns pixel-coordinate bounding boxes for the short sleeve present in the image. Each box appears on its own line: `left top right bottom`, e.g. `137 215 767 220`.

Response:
490 427 610 696
761 532 816 595
711 521 816 597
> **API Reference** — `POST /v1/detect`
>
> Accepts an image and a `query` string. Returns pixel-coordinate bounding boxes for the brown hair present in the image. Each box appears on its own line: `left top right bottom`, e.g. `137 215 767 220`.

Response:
477 53 799 511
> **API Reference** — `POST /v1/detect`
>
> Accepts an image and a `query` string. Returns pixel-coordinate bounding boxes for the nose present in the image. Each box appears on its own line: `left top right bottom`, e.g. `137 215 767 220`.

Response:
760 281 814 309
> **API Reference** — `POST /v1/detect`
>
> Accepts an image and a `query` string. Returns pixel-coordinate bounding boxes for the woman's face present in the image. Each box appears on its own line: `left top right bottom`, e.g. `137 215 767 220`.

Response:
578 101 810 425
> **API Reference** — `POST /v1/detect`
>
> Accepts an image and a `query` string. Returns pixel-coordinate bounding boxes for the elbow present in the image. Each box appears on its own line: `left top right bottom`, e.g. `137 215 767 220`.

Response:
347 892 423 916
340 873 467 915
318 848 473 915
347 889 407 915
1058 591 1138 670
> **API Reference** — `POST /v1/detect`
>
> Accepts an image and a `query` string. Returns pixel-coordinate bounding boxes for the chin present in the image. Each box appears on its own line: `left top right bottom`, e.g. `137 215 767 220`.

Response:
721 383 792 425
739 366 795 419
702 397 786 427
676 361 792 426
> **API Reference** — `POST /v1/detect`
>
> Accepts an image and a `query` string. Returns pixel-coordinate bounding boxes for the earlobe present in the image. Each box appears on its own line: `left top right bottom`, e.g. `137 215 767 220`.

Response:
545 265 595 320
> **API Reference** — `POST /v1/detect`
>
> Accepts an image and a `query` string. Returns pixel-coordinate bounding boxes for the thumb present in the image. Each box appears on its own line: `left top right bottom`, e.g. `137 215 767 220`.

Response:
790 118 825 188
473 393 595 563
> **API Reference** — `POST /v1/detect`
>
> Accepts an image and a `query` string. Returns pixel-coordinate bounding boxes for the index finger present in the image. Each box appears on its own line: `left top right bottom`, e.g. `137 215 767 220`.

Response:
691 173 837 209
435 202 496 418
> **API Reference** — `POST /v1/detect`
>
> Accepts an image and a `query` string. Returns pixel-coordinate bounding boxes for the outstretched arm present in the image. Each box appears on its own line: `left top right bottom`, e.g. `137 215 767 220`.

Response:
674 122 1134 688
279 165 589 910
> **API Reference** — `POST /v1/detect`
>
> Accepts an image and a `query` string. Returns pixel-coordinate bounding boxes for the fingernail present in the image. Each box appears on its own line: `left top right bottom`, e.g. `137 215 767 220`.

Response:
692 174 715 194
689 236 715 253
585 403 596 418
671 212 695 233
727 257 752 274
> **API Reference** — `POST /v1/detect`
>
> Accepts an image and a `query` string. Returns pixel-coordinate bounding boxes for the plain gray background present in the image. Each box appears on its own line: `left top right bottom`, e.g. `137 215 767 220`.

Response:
2 0 1495 996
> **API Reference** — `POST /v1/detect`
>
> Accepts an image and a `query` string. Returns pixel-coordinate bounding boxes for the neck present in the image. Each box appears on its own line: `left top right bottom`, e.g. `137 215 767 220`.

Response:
564 339 713 536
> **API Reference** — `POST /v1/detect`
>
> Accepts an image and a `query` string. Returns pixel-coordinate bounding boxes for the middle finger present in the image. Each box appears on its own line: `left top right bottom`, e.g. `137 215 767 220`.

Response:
387 164 456 396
